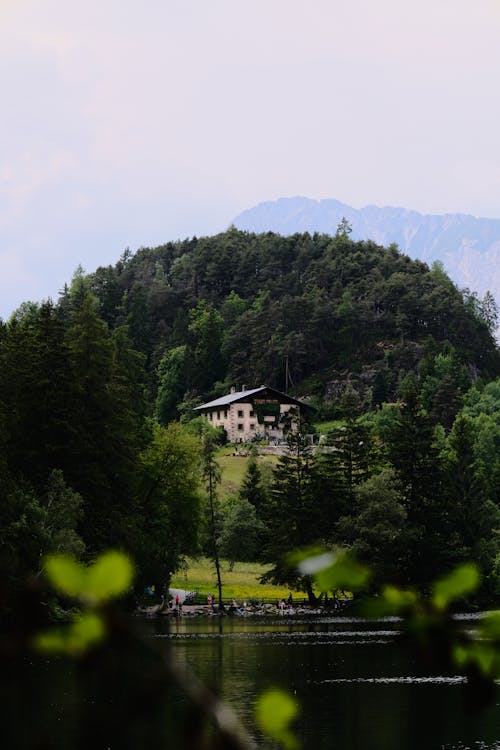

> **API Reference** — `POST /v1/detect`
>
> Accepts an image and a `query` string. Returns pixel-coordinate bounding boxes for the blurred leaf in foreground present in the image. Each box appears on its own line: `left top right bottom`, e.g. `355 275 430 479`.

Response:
44 550 134 604
255 688 299 750
294 547 370 592
34 551 134 656
432 563 480 611
34 611 106 655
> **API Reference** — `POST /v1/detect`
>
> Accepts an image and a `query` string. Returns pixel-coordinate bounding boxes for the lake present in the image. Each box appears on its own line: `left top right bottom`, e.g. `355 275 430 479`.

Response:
5 613 500 749
147 613 500 749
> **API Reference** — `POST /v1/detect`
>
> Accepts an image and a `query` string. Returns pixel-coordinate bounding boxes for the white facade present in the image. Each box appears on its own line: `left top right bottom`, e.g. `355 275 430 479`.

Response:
195 386 304 444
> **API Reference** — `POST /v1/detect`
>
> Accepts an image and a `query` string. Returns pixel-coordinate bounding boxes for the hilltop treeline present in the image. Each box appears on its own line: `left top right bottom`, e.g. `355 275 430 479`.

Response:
1 229 500 608
87 228 498 419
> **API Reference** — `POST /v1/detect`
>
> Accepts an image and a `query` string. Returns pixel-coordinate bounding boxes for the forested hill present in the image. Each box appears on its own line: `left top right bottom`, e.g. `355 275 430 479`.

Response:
81 228 499 419
1 227 500 602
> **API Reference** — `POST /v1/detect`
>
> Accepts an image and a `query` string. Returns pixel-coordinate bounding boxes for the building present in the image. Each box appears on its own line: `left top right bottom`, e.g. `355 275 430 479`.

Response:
194 385 307 444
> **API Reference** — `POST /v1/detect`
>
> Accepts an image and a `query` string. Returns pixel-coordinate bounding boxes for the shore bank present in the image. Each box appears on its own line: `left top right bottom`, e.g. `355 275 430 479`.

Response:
137 602 349 618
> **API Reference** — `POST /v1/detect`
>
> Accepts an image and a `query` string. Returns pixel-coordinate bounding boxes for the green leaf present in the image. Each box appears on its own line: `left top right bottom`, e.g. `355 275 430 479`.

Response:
432 563 480 610
479 611 500 640
69 611 106 652
453 642 497 676
34 612 106 656
297 550 370 592
382 585 418 610
85 551 134 601
255 688 299 750
44 551 134 603
44 555 86 598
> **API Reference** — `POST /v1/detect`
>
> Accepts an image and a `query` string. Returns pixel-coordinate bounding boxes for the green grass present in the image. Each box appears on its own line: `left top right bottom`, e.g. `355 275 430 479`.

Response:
171 557 293 601
217 450 279 497
314 419 344 434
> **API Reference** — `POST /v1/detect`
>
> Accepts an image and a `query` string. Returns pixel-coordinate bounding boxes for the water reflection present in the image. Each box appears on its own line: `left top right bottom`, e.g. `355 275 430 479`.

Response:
144 614 500 750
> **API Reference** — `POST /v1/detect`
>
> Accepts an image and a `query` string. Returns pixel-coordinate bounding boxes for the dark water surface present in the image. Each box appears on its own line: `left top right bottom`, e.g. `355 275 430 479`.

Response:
5 614 500 749
146 614 500 749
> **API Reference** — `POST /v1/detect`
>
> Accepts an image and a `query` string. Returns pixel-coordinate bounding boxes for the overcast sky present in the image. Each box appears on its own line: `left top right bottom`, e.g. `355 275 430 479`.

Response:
2 0 500 318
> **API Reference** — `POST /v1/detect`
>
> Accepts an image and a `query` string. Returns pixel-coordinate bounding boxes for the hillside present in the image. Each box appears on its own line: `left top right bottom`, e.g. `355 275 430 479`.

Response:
232 197 500 313
86 228 499 418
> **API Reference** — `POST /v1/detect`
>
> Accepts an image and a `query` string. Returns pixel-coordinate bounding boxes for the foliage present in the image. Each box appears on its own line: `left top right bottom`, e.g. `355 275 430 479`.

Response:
335 469 408 587
137 422 202 593
201 427 224 607
82 228 499 409
34 550 134 655
255 688 299 750
218 497 266 565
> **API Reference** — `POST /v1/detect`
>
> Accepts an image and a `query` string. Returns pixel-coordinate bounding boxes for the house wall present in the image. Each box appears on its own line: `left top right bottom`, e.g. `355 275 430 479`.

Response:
204 401 298 443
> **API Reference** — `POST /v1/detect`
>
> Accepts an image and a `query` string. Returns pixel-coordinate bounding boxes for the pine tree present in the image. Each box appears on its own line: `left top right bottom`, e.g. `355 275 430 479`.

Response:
261 430 321 602
386 373 445 587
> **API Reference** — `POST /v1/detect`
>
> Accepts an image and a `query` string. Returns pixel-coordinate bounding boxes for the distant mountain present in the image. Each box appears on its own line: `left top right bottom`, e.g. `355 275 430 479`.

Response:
233 197 500 305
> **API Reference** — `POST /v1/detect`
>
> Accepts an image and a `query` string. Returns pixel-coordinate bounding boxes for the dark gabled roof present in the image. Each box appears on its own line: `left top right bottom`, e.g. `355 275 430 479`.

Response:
194 386 307 411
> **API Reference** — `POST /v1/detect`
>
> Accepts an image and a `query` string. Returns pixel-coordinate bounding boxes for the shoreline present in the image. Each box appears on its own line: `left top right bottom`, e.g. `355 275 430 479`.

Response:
136 602 349 618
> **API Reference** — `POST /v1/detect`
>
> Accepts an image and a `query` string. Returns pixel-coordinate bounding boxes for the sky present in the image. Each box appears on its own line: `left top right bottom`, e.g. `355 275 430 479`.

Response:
2 0 500 318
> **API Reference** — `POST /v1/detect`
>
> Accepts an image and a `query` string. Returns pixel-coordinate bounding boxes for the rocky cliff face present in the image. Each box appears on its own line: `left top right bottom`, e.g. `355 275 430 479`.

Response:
233 197 500 305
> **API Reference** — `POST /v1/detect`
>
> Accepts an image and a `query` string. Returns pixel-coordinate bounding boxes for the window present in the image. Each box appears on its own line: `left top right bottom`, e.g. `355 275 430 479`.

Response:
224 409 228 418
238 423 244 431
250 423 255 430
249 410 255 418
209 413 213 421
237 409 243 418
217 411 220 420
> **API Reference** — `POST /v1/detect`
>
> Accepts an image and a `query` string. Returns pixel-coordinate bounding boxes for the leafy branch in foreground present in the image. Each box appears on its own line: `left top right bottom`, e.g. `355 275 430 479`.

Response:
34 550 134 654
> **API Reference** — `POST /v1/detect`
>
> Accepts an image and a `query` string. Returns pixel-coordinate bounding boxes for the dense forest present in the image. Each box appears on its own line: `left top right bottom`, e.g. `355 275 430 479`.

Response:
1 227 500 609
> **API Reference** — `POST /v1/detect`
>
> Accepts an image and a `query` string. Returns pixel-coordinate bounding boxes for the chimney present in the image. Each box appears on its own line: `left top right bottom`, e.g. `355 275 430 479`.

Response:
230 386 236 394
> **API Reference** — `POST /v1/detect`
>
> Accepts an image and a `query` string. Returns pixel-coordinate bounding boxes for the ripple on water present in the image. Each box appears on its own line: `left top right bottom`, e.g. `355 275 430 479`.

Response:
154 629 399 641
311 676 467 685
442 743 500 750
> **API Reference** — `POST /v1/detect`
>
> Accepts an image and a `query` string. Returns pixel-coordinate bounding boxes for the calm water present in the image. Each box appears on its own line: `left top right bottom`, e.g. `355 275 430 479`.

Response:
5 614 500 749
147 614 500 750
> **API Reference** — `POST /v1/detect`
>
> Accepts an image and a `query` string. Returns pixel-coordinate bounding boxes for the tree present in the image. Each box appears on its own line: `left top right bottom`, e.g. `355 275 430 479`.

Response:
239 455 268 513
65 292 145 554
38 469 85 561
336 469 408 588
155 345 188 424
385 372 445 587
138 423 201 599
0 469 84 604
201 428 224 610
441 415 500 593
219 498 265 569
188 300 225 394
336 217 353 237
261 430 322 603
325 386 377 504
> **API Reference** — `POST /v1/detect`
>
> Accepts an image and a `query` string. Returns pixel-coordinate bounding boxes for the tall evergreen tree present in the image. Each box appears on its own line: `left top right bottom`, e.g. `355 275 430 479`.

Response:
261 430 322 602
385 373 445 587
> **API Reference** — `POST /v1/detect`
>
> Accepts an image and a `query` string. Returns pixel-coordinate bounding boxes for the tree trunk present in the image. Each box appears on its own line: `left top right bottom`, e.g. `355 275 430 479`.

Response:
304 576 317 605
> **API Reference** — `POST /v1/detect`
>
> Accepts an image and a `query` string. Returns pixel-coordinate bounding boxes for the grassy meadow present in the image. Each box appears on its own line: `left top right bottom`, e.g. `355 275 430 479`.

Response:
175 450 290 600
216 449 278 497
170 557 293 601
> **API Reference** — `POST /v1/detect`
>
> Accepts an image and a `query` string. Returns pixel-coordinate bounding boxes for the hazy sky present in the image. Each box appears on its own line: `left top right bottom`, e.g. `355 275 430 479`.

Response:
2 0 500 318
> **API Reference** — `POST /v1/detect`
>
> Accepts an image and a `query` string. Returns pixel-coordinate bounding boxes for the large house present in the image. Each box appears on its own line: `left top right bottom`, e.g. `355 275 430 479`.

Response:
195 386 306 444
